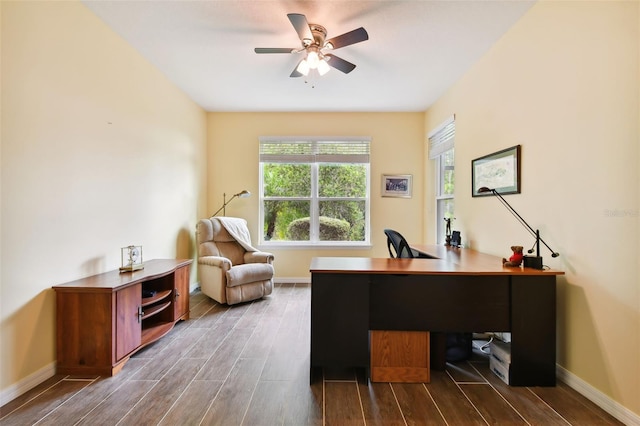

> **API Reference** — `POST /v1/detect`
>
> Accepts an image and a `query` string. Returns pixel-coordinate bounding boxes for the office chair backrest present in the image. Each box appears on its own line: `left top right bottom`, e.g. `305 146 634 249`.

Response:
384 229 415 258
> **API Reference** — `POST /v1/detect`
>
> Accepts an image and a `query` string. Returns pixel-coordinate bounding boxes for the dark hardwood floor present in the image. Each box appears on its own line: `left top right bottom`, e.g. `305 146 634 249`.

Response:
1 283 623 425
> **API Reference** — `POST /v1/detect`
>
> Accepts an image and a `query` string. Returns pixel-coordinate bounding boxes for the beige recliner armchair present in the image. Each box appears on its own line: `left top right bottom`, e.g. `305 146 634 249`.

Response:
196 217 274 305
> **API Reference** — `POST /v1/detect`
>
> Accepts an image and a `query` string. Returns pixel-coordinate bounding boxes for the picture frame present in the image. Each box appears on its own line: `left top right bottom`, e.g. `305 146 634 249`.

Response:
472 145 521 197
382 174 412 198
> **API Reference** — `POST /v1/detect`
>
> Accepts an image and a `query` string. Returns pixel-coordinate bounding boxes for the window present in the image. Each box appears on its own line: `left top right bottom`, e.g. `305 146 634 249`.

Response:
428 116 455 244
259 137 370 246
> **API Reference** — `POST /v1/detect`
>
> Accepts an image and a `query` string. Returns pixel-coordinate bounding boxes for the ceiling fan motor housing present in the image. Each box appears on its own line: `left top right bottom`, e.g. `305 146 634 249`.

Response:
307 24 327 48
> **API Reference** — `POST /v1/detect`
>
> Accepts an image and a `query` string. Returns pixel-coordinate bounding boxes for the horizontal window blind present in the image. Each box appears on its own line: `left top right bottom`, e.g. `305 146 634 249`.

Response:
428 115 455 159
260 139 370 164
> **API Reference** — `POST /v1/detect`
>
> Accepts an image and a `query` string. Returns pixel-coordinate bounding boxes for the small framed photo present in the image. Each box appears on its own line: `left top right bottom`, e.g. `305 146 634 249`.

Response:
382 174 412 198
472 145 521 197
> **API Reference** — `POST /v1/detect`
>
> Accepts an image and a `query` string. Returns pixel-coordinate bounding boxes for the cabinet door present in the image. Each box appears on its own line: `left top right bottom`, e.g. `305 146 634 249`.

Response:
311 273 370 368
173 265 190 320
116 284 142 361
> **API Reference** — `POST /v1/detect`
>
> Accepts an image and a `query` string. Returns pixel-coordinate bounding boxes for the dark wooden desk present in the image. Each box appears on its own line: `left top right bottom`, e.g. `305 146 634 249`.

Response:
309 245 564 386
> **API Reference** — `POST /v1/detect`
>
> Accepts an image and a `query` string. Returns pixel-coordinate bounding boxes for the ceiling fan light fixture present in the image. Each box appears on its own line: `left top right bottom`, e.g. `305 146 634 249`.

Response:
306 49 320 69
296 59 310 76
255 13 368 79
317 59 330 76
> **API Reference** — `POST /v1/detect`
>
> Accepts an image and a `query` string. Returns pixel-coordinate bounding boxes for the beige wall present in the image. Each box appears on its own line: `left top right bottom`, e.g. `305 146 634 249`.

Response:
207 112 425 278
425 0 639 417
1 1 207 398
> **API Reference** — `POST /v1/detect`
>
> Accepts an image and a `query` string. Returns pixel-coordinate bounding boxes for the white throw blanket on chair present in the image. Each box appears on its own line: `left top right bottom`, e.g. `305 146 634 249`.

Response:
217 217 257 252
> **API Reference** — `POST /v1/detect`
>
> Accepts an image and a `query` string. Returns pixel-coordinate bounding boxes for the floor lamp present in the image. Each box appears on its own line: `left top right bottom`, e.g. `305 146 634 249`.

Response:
211 190 251 217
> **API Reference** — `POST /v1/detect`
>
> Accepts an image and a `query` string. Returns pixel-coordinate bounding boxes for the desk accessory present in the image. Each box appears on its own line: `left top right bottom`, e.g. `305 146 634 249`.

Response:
450 231 461 247
444 217 456 246
211 190 251 216
120 245 144 272
502 245 524 267
478 187 559 269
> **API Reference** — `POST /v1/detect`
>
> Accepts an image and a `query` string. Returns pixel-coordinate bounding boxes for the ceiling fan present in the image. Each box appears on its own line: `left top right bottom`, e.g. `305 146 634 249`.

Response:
254 13 369 78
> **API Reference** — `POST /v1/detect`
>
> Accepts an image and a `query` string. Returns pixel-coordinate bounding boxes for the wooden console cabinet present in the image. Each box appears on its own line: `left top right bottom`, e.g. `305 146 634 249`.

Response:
53 259 192 376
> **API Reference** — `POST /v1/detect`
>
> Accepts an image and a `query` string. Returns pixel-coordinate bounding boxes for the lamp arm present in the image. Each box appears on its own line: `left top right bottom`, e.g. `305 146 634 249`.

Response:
210 194 239 217
535 231 559 257
492 190 538 237
491 189 559 257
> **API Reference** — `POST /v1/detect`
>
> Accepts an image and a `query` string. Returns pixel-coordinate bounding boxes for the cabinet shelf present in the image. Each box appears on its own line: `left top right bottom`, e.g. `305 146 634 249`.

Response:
142 289 172 307
142 301 171 320
141 321 174 345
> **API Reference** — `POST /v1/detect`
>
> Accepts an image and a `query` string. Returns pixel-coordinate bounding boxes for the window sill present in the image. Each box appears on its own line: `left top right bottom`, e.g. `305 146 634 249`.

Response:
258 242 372 250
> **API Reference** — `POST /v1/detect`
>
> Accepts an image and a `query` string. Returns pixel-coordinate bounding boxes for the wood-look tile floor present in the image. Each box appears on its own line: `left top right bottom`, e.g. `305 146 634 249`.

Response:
1 283 623 425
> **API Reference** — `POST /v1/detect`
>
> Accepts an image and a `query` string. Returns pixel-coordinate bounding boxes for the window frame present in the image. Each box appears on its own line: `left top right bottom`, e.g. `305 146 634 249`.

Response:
428 116 456 245
259 136 371 248
435 148 455 244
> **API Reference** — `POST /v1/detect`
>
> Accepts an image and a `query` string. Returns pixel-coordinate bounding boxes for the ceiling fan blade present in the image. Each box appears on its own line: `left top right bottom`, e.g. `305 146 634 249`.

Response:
287 13 313 42
324 54 356 74
254 48 296 54
325 27 369 50
290 60 304 78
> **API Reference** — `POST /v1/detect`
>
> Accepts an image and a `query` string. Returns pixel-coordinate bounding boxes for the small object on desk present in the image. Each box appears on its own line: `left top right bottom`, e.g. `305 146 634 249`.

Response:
120 245 144 272
450 231 461 247
444 218 453 246
523 255 543 269
502 245 524 267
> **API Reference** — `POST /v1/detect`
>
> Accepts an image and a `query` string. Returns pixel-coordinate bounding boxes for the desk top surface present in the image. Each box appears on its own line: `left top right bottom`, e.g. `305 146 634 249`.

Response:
310 245 564 276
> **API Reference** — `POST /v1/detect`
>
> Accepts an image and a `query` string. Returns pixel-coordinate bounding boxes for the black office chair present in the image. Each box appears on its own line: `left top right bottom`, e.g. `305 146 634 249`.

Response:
384 229 423 258
383 228 413 258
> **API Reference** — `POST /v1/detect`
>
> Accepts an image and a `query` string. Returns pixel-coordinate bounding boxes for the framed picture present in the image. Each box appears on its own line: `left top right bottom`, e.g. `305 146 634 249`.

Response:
382 174 412 198
472 145 521 197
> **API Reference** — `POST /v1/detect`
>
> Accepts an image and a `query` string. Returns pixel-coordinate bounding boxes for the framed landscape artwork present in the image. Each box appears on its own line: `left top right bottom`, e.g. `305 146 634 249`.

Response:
382 174 412 198
472 145 521 197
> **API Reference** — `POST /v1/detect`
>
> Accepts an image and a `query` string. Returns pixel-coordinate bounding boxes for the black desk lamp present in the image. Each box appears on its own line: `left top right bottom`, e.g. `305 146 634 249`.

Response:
478 187 559 269
211 190 251 217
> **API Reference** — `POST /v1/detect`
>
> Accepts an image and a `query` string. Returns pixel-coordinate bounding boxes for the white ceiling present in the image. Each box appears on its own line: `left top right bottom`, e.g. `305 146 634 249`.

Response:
82 0 535 112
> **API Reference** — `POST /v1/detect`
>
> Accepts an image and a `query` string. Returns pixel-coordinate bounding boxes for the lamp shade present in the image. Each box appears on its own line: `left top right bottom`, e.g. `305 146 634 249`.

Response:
317 59 330 76
306 49 320 68
296 59 310 76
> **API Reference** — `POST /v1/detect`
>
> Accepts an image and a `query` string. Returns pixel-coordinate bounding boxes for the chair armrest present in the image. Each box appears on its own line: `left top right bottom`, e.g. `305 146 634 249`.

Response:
198 255 232 271
244 251 274 264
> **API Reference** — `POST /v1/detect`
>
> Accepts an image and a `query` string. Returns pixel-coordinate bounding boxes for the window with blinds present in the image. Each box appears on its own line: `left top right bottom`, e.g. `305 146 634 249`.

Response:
428 116 456 244
259 137 371 245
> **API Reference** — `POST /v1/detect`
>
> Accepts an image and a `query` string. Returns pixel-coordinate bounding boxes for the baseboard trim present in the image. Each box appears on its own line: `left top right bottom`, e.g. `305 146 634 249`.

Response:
0 361 56 407
557 364 640 425
191 278 311 291
274 277 311 284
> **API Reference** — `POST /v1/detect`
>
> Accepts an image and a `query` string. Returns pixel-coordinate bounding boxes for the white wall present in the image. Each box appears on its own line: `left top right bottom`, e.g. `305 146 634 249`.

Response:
1 1 207 401
425 0 639 419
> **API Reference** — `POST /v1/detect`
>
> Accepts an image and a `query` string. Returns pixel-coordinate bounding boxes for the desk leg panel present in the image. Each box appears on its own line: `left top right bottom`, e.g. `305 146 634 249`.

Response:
311 273 370 369
510 275 557 386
